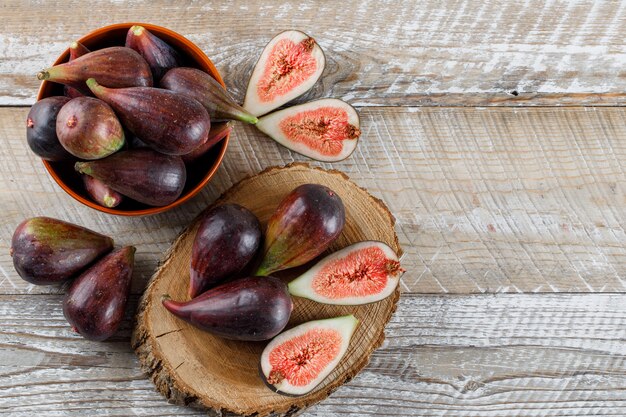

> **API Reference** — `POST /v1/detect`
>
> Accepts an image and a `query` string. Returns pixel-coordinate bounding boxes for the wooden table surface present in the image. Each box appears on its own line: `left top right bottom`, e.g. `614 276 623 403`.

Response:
1 1 625 416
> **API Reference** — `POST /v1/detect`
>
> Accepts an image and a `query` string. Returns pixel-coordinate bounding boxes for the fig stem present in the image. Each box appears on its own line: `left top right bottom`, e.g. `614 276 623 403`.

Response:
74 162 92 175
161 294 172 302
37 71 49 81
131 25 144 36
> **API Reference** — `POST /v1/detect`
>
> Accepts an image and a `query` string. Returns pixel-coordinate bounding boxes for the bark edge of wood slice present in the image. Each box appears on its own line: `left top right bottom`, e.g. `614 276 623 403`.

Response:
132 163 403 416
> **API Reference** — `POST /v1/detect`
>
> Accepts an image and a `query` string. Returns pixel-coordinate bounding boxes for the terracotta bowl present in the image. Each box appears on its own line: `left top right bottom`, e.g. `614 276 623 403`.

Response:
37 23 229 216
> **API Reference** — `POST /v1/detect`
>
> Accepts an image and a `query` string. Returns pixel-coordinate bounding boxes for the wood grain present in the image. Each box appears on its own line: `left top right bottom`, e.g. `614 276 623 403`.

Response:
1 293 624 416
2 107 624 294
2 0 626 106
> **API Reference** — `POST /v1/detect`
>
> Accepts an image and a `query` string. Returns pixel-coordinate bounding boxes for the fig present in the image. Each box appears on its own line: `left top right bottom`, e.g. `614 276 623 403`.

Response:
260 315 358 396
56 97 125 160
86 78 210 155
64 42 91 99
243 30 325 117
162 276 292 341
75 148 186 207
256 98 360 162
256 184 345 276
63 246 135 341
182 121 232 164
288 241 404 305
189 203 262 298
37 47 152 93
161 67 258 124
125 25 181 82
82 175 123 208
10 217 113 285
26 96 72 161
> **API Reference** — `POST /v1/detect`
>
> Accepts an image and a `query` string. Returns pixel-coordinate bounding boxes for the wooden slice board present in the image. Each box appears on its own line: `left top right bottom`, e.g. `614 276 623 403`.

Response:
132 163 403 416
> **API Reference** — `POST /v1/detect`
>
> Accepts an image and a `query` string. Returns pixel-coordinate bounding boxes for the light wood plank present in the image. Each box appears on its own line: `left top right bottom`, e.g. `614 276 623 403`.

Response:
2 0 626 106
1 293 624 416
2 107 625 294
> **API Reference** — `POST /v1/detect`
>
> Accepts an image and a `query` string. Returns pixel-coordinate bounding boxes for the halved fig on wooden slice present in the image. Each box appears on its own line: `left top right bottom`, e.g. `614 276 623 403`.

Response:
260 315 358 396
244 30 325 117
288 241 404 305
255 98 360 162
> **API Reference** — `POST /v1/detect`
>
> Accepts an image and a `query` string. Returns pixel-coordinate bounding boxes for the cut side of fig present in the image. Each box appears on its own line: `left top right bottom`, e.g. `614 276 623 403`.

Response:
255 98 360 162
260 315 358 396
244 30 325 117
288 241 404 305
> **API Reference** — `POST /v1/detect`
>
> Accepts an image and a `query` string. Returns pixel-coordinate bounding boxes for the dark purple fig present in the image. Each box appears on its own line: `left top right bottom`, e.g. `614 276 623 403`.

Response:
10 217 113 285
26 96 72 161
64 41 91 99
86 78 210 155
75 148 186 207
37 47 152 93
125 25 181 82
161 67 257 124
162 276 292 341
63 246 135 341
256 184 345 276
82 175 123 208
189 203 262 298
182 121 232 164
56 97 125 159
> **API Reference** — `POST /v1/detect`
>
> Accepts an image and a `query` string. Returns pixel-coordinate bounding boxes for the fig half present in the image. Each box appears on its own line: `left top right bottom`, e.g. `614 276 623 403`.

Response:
260 315 358 396
288 241 404 305
243 30 325 117
256 98 361 162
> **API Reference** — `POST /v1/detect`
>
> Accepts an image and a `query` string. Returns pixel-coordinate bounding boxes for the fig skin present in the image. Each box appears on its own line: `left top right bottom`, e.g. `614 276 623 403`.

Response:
125 25 181 82
256 184 345 276
82 175 123 208
86 78 210 155
75 148 186 207
37 47 153 93
56 97 125 160
63 246 135 341
162 276 293 341
26 96 72 161
64 41 91 99
189 203 262 298
161 67 258 124
10 217 114 285
182 121 232 164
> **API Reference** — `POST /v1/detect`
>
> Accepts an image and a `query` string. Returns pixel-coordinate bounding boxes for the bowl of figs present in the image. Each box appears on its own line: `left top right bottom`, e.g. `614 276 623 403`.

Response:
29 23 257 215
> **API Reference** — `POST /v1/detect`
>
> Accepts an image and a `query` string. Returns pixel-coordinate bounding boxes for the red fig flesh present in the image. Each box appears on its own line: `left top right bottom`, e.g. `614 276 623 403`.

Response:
86 78 210 155
82 175 123 208
260 315 358 396
163 276 293 341
125 25 181 81
37 47 152 92
10 217 113 285
75 148 186 207
56 97 125 160
244 30 325 117
256 184 345 276
161 67 258 124
256 98 360 162
181 121 232 164
288 241 404 305
63 246 135 341
26 96 72 161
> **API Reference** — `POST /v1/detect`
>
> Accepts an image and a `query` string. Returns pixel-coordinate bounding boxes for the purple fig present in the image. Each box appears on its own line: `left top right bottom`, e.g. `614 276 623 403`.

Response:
125 25 181 81
190 203 262 298
64 41 91 98
75 148 186 207
10 217 114 285
163 276 292 341
56 97 125 159
161 67 257 124
63 246 135 341
182 121 232 163
86 78 210 155
82 175 123 208
37 47 152 93
256 184 345 276
26 96 72 161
